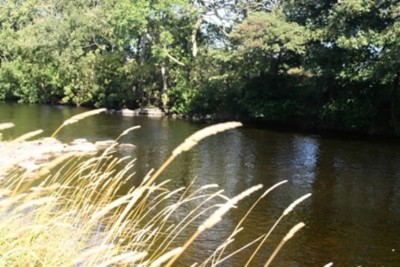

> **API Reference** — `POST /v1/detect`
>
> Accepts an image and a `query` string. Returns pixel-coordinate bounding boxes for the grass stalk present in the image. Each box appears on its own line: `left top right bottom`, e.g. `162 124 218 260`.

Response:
244 193 311 266
12 129 44 142
165 185 263 267
0 111 311 266
210 180 288 264
144 122 242 188
0 122 15 131
264 222 306 267
115 125 141 142
51 108 106 138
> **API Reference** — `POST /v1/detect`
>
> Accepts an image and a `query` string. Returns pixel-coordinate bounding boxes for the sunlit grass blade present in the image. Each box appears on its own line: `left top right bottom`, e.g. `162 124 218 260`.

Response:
264 222 306 267
165 184 263 267
145 121 243 188
13 129 44 142
0 122 15 131
51 108 106 137
0 117 311 266
115 125 141 142
245 193 311 266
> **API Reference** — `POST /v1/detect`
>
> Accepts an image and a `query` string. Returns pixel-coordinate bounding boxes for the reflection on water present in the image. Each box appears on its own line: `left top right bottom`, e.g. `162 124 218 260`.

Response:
1 103 400 266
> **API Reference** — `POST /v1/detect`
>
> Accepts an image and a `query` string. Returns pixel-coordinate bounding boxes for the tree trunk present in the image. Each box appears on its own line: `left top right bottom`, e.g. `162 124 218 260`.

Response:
191 17 203 58
161 62 169 113
137 35 147 107
391 74 400 136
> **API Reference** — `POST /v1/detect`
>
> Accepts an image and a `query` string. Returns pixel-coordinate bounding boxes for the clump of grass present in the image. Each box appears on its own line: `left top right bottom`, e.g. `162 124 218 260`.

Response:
0 111 311 266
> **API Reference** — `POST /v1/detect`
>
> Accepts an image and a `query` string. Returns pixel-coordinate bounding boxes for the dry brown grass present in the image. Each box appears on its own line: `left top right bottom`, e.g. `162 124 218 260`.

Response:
0 111 310 266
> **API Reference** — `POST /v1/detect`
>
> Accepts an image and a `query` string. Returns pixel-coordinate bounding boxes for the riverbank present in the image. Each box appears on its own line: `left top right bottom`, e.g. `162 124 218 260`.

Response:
177 113 400 140
1 101 398 140
0 137 136 177
107 105 398 138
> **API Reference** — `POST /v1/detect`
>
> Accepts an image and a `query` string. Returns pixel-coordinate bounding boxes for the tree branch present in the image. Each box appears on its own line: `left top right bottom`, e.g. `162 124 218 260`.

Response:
164 46 185 66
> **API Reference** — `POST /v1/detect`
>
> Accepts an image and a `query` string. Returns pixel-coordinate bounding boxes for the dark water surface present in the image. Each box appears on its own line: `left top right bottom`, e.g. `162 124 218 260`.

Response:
1 103 400 266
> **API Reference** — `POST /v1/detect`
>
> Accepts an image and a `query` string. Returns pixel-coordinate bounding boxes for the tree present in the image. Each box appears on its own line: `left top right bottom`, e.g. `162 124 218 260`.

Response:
326 0 400 133
1 0 400 135
229 9 309 119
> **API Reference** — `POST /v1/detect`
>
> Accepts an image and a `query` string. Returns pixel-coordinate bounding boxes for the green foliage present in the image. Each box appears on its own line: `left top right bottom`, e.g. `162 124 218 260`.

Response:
321 93 376 129
1 0 400 134
233 11 309 56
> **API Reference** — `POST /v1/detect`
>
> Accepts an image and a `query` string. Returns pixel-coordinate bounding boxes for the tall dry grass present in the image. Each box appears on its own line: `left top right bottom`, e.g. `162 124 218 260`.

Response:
0 111 311 266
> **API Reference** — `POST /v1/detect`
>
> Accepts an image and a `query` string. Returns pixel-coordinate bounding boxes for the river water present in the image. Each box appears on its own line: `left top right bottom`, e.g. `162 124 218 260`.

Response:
1 103 400 266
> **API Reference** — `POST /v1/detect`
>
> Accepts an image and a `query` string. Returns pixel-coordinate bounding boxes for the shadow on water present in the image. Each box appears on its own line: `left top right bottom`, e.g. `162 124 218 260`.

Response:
1 103 400 266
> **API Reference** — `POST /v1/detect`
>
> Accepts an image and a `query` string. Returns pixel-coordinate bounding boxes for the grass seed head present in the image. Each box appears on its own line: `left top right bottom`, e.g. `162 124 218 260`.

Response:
0 122 15 131
173 122 242 156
